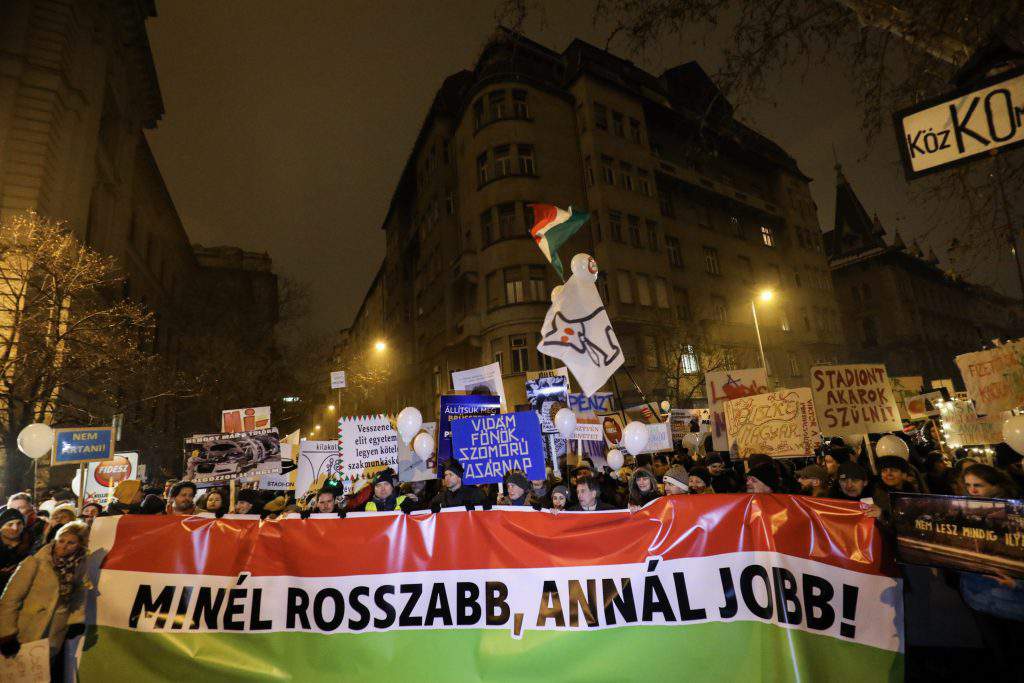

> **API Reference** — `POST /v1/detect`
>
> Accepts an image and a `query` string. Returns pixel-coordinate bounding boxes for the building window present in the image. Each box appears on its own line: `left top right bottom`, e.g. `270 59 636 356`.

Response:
628 215 641 247
629 117 643 144
637 169 652 196
517 144 535 175
477 152 489 185
643 336 659 369
512 89 529 118
620 162 634 191
504 267 525 303
601 155 615 184
609 211 624 243
445 191 456 216
617 271 633 304
667 236 683 267
584 156 595 186
486 271 501 308
862 318 878 346
523 202 535 233
511 335 529 373
473 99 485 129
481 208 494 245
780 310 791 332
491 337 504 367
493 145 511 178
761 225 775 247
770 264 781 284
594 102 608 130
636 274 652 306
680 345 699 374
655 278 669 308
528 265 546 300
646 220 658 251
675 288 691 320
497 202 516 239
737 255 752 283
703 246 721 275
711 296 728 322
731 216 744 239
591 211 602 242
536 333 555 370
576 102 587 132
612 111 625 137
659 187 674 217
489 90 507 121
788 353 800 376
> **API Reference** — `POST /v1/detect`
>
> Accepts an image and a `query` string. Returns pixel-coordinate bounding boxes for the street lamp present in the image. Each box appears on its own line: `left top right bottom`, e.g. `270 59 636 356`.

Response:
374 340 387 352
327 404 336 411
751 289 775 377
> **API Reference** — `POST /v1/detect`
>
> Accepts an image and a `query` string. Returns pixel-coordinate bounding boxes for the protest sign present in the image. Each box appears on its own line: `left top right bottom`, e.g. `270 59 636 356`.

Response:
892 492 1024 578
625 403 661 424
338 415 399 494
438 394 501 470
705 369 769 451
52 427 115 466
221 406 271 433
294 440 340 500
724 389 821 458
903 391 944 420
525 367 570 383
525 375 570 434
71 452 139 505
938 399 1006 447
571 415 604 441
0 639 48 683
810 364 902 436
452 363 507 409
82 496 903 682
398 422 437 482
451 411 545 484
669 409 709 440
640 422 673 453
184 428 281 485
597 411 625 449
955 341 1024 415
568 392 614 413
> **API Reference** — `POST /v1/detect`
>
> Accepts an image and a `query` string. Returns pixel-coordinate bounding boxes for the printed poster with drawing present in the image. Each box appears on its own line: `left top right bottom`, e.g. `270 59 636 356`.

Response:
452 363 508 410
0 639 48 683
183 428 281 485
723 388 821 458
337 415 399 495
294 440 340 501
525 375 570 434
705 368 769 451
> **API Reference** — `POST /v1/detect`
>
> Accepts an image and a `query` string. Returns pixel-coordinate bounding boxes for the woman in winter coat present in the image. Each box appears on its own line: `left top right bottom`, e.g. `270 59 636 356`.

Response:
0 521 89 666
627 467 662 512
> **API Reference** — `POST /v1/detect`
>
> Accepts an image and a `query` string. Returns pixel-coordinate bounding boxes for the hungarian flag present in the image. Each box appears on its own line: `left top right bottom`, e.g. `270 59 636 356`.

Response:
530 204 589 280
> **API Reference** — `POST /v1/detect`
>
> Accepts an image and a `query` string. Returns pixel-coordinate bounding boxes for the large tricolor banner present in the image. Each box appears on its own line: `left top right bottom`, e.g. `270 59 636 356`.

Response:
78 497 903 681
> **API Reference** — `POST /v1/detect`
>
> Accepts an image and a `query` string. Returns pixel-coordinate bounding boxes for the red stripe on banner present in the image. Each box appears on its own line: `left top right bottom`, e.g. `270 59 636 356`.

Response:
99 496 894 579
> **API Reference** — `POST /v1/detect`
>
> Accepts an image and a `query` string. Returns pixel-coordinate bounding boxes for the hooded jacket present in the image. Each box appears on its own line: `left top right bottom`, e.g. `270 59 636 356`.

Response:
627 468 662 508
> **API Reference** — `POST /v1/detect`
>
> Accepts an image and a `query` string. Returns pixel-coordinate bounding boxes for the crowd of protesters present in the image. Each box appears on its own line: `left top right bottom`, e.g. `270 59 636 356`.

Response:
0 426 1022 680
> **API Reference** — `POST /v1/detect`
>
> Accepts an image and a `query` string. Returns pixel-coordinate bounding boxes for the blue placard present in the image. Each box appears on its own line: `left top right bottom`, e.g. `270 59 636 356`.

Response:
52 427 115 465
438 394 501 474
450 411 545 485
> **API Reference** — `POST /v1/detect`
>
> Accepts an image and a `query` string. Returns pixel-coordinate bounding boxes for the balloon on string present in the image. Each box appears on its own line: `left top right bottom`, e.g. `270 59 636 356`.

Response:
550 285 563 302
570 253 598 281
396 407 423 445
413 431 435 459
1003 415 1024 455
606 448 625 471
681 432 702 453
875 434 909 459
622 421 649 456
554 408 577 439
17 423 53 460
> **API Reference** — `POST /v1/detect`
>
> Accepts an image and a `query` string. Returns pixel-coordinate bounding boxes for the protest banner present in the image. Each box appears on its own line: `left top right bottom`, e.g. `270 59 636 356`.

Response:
597 411 625 449
724 389 821 458
452 363 507 410
705 369 768 451
892 492 1024 578
183 428 281 485
937 399 1006 448
525 375 570 434
80 496 904 681
398 422 437 482
955 341 1024 415
903 391 944 420
220 406 271 433
810 364 902 436
568 392 614 413
51 427 115 466
70 452 138 505
338 415 399 494
438 394 501 470
294 440 341 500
451 411 545 484
0 639 48 683
571 415 604 441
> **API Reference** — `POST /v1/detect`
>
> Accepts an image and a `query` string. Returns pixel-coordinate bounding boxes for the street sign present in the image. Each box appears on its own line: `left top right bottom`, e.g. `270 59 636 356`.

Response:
895 66 1024 180
330 370 347 389
51 427 115 465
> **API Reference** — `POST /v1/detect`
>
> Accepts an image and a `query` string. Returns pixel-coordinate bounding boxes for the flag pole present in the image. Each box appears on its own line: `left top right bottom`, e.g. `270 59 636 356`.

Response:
622 367 660 420
609 374 629 424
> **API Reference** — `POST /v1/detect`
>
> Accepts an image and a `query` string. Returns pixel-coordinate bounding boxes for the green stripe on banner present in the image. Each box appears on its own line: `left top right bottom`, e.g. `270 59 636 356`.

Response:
79 623 903 682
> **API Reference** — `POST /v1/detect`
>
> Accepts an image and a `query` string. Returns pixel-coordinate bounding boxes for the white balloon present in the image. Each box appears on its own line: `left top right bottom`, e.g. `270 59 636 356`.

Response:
1003 415 1024 455
875 434 909 459
396 407 423 445
622 421 650 456
570 253 598 281
606 448 624 471
17 423 53 460
413 431 435 459
550 285 563 302
681 432 702 452
660 400 671 412
554 408 577 439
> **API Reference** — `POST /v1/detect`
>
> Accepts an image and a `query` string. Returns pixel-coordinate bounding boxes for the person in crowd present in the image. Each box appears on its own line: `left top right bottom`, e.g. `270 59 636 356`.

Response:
399 480 433 511
706 454 740 493
662 465 689 495
363 470 410 512
568 477 616 511
946 457 980 496
0 521 89 675
746 461 780 493
497 471 532 506
829 462 883 518
232 489 262 515
314 488 341 514
0 510 31 594
963 464 1020 499
651 455 670 480
138 495 166 515
40 504 77 548
549 485 568 511
528 479 552 509
107 480 144 515
796 464 830 497
430 459 485 509
994 444 1024 493
167 481 197 515
920 450 953 495
5 494 44 547
627 467 662 511
871 455 921 522
261 496 288 519
198 488 227 516
79 502 103 526
688 467 714 494
822 446 852 481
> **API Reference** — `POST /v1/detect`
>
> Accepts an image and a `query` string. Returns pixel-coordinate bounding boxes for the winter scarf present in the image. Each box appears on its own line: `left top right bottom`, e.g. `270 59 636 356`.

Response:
52 546 84 605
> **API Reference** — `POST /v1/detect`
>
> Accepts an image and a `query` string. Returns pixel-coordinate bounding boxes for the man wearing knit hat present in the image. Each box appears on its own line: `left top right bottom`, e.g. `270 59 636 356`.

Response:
429 459 485 510
0 509 29 593
662 465 689 495
498 471 531 506
746 461 780 493
796 464 830 497
363 469 410 512
706 454 741 493
549 485 568 511
233 489 263 515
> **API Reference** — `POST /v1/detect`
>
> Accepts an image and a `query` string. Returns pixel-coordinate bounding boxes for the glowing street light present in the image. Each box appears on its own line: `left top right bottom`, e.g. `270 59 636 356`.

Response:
751 288 777 377
327 404 336 411
314 424 321 431
374 340 387 352
758 289 774 303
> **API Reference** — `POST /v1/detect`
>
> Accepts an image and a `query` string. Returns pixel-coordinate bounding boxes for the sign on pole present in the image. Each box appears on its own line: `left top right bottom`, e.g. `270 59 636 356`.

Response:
705 368 769 451
895 66 1024 180
723 388 821 458
330 371 347 389
51 427 115 465
450 411 545 484
810 364 902 436
955 340 1024 415
221 406 271 433
70 452 139 504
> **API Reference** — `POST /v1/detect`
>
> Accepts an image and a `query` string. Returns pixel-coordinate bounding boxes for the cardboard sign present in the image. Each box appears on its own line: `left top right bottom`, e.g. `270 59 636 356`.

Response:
640 422 673 453
525 375 570 434
337 415 398 495
452 363 507 410
71 452 139 505
0 638 48 683
669 409 710 440
810 364 902 436
398 422 438 483
938 399 1006 448
294 440 341 500
568 392 614 413
723 388 821 458
52 427 116 465
904 391 945 419
451 411 545 484
330 371 347 389
438 394 501 471
221 406 271 433
890 376 924 419
955 341 1024 415
571 415 604 442
705 369 769 451
184 428 281 485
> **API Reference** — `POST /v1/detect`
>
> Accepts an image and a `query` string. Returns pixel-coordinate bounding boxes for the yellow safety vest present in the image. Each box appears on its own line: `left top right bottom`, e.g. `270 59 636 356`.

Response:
365 495 406 512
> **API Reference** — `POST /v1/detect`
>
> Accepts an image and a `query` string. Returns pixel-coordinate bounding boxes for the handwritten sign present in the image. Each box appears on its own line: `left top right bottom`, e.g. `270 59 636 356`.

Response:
640 422 673 453
221 406 271 433
337 415 398 494
723 388 821 458
810 364 902 436
705 368 768 451
955 341 1024 416
938 399 1006 448
571 415 604 441
568 392 614 413
0 639 48 683
451 411 545 484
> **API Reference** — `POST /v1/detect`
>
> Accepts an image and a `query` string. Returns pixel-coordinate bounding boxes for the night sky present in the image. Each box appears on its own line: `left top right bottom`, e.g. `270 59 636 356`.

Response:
145 1 1018 335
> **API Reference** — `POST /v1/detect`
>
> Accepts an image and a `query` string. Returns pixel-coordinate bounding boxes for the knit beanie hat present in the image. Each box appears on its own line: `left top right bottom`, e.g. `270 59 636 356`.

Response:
689 466 712 488
139 494 166 515
504 470 530 492
663 465 690 492
0 508 24 528
877 455 910 473
551 485 568 500
442 458 464 478
747 462 780 491
747 453 774 470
